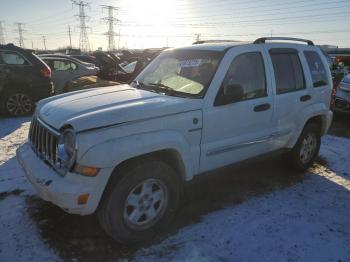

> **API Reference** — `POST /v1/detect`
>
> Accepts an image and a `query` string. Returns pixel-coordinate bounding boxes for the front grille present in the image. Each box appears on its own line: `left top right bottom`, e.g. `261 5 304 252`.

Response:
28 116 61 169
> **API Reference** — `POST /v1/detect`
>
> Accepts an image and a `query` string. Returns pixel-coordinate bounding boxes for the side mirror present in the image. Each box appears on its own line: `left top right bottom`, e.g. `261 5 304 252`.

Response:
223 83 244 103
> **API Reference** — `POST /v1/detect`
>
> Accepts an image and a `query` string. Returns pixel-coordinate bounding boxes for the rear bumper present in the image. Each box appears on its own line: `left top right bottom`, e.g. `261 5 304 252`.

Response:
16 143 111 215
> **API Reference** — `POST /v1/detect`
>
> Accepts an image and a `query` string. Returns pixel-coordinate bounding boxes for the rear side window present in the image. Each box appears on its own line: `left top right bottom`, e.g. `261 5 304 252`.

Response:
304 51 328 87
270 49 305 94
0 51 29 65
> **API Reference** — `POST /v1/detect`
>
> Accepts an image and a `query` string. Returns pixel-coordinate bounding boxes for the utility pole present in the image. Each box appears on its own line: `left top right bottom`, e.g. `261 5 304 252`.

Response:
15 22 25 48
72 0 90 52
101 5 119 51
68 25 72 48
0 21 5 45
42 36 47 50
31 40 34 49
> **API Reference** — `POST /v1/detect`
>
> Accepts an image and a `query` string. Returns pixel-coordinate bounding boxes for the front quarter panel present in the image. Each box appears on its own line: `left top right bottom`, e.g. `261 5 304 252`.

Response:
77 110 203 181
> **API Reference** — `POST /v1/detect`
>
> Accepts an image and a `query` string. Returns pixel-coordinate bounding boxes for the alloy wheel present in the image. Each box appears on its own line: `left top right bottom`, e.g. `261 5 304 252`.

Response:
6 93 33 116
123 178 168 230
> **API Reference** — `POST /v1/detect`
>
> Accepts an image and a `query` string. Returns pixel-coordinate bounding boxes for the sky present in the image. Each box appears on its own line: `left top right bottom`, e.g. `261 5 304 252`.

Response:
0 0 350 50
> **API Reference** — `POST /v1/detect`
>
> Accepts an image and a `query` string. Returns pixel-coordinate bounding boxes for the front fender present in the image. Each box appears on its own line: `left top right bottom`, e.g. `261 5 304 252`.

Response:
78 130 196 180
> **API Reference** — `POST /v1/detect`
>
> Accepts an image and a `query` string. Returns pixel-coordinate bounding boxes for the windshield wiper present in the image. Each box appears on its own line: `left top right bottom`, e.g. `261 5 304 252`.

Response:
147 83 177 93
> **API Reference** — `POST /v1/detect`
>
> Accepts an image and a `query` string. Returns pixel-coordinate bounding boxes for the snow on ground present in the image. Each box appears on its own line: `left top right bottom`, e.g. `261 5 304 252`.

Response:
0 117 349 262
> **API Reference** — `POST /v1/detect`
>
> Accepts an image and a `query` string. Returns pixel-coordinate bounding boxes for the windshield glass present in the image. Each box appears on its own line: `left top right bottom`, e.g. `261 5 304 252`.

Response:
134 50 223 97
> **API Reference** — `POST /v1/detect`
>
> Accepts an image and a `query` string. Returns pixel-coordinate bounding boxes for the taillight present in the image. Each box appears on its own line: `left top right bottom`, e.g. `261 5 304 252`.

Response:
40 67 51 78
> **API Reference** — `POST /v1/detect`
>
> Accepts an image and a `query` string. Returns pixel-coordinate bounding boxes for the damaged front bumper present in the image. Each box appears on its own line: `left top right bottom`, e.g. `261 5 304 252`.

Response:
16 143 110 215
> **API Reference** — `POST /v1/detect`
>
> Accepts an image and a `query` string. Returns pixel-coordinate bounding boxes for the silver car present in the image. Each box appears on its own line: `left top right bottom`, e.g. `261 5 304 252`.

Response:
40 56 99 94
333 74 350 114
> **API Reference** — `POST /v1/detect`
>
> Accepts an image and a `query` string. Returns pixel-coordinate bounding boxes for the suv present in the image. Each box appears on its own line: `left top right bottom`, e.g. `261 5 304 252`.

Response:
17 37 333 243
332 74 350 114
0 44 53 116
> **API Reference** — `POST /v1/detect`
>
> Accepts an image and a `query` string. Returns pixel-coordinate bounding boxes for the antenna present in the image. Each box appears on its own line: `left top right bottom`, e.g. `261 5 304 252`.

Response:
101 5 120 51
72 0 90 52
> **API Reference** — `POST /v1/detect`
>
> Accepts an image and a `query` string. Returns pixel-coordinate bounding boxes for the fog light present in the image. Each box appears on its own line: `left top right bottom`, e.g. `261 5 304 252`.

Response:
78 193 89 205
74 164 100 177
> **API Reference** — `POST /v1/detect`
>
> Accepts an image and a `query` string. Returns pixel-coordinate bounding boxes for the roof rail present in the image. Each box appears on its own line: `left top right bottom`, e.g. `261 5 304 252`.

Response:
193 40 240 45
253 37 314 46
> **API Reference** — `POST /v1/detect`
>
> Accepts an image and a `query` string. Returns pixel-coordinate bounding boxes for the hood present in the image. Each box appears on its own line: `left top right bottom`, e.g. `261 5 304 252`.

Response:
38 84 203 132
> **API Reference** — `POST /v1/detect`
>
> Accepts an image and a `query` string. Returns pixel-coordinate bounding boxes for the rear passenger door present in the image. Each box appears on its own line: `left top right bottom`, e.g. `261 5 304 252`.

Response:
266 47 312 148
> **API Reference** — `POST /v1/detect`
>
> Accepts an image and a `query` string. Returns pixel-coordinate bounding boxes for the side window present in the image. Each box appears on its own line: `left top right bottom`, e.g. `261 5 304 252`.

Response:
218 52 267 103
270 49 305 94
53 60 76 71
304 51 328 87
1 51 29 65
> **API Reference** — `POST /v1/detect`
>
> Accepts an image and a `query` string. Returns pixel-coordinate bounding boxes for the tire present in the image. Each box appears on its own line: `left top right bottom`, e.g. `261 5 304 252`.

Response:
286 123 321 171
98 160 182 243
0 89 35 116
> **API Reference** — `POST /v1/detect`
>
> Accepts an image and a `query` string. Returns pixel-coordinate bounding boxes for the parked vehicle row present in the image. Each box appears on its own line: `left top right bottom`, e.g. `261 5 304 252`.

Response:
39 54 99 94
17 37 333 243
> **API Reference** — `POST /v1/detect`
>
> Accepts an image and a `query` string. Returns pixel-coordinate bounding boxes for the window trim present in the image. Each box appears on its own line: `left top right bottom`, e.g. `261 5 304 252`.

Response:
214 51 268 106
269 49 306 95
303 50 328 88
0 50 32 66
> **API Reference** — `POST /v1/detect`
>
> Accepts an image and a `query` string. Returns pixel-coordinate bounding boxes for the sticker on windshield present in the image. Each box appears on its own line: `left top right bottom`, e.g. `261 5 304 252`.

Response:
178 59 203 68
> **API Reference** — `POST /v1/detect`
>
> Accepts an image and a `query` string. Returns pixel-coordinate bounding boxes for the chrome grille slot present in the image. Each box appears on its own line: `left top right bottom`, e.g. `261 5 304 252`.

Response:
28 116 61 170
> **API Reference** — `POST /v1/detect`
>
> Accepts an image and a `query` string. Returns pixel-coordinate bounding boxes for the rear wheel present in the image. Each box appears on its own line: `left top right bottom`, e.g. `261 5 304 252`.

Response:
286 123 321 171
98 160 182 243
1 91 34 116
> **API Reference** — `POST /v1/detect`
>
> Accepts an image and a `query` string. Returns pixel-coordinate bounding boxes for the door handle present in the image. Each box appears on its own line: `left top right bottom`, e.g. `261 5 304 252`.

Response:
254 103 271 112
300 95 311 102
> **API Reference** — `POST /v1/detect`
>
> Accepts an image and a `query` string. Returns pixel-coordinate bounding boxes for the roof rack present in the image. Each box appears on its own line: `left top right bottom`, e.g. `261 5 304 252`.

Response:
254 37 314 46
192 40 240 45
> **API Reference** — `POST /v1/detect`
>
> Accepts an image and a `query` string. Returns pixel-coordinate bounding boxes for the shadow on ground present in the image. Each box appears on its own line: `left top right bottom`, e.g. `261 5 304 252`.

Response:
25 155 305 262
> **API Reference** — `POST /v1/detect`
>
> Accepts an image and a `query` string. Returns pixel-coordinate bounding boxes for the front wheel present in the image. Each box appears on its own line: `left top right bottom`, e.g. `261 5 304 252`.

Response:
286 123 321 171
98 160 182 243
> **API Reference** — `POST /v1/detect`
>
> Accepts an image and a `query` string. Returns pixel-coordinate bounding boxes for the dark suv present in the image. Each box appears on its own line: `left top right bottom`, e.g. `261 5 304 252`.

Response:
0 44 54 116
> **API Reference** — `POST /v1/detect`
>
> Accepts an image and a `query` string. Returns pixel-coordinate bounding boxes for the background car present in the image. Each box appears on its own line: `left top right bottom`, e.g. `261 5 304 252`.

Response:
40 55 99 94
332 74 350 114
0 44 53 116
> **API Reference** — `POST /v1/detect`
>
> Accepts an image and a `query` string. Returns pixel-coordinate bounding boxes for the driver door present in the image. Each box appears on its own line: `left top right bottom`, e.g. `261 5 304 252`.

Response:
200 46 275 173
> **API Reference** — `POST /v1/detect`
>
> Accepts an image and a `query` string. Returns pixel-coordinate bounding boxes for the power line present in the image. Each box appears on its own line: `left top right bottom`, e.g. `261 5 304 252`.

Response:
101 5 120 51
14 22 26 48
0 21 5 45
72 0 90 52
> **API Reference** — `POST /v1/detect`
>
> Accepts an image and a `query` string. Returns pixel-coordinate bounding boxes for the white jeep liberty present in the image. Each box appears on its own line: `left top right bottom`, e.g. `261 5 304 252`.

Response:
17 37 333 243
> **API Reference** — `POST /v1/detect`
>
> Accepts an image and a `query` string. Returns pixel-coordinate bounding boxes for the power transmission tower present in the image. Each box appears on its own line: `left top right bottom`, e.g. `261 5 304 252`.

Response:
42 36 47 50
72 0 90 52
68 25 72 48
0 21 5 45
15 22 26 48
101 5 119 51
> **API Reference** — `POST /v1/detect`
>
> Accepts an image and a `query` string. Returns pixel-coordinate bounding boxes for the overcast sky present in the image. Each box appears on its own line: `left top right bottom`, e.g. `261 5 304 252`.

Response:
1 0 349 50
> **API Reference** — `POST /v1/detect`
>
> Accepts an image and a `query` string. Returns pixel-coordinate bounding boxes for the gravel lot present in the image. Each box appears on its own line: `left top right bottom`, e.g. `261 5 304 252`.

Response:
0 115 349 262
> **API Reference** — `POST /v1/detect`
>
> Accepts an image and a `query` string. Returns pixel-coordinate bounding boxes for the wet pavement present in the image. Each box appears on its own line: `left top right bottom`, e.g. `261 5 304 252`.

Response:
17 115 350 261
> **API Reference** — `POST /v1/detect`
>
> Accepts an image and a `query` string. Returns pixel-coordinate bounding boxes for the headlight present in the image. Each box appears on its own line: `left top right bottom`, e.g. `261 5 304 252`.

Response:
57 128 77 170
